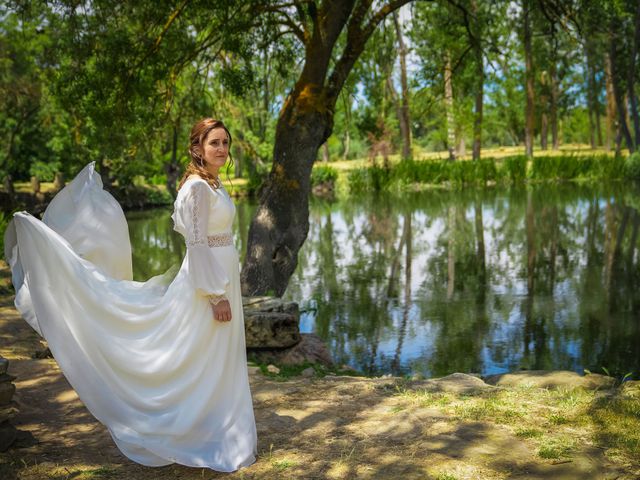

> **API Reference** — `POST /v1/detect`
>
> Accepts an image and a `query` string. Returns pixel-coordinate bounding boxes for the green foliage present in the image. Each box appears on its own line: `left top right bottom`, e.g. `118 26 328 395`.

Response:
529 155 626 181
347 155 625 192
311 165 338 186
28 160 61 182
0 211 11 259
625 153 640 180
503 156 527 183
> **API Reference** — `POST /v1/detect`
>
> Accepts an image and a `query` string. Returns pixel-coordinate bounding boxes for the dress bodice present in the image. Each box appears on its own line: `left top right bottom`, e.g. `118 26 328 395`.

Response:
172 178 235 240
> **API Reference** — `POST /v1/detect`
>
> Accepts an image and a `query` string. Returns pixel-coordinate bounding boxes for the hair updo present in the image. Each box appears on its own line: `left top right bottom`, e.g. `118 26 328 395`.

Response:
177 118 233 190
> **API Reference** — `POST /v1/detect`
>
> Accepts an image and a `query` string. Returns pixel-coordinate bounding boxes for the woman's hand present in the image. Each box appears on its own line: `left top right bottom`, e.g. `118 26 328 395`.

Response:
212 299 232 322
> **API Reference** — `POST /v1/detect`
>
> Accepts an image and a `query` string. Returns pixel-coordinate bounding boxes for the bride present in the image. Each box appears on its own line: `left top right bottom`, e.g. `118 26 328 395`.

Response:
4 118 258 471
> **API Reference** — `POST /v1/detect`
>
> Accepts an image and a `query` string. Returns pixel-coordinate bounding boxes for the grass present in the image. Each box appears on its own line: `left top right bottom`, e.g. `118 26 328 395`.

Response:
393 382 640 467
248 359 364 380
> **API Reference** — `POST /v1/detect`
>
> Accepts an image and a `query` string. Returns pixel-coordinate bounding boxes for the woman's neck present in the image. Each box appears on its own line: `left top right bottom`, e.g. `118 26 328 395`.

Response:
204 166 220 178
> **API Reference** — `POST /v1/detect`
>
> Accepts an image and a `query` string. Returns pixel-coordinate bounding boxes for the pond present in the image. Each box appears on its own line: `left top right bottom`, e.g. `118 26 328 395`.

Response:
126 182 640 379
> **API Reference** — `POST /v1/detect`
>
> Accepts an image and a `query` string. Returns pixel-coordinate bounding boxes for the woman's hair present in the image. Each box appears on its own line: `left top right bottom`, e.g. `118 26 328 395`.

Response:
177 118 234 190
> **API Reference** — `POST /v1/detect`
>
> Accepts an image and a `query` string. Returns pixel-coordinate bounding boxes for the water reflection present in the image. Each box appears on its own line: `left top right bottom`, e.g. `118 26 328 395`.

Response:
126 183 640 378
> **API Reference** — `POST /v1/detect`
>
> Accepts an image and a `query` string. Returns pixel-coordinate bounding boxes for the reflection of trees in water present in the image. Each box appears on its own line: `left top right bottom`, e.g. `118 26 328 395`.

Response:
128 185 640 377
127 208 185 281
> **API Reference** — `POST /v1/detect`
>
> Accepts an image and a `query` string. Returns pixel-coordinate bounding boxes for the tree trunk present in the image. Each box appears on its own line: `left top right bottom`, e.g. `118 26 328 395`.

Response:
444 50 456 162
471 0 483 161
523 0 535 158
628 0 640 148
241 90 328 296
322 142 330 162
609 20 636 153
342 93 351 159
586 50 596 149
540 112 548 150
605 52 618 152
586 42 604 148
550 55 559 150
393 12 411 160
241 0 412 296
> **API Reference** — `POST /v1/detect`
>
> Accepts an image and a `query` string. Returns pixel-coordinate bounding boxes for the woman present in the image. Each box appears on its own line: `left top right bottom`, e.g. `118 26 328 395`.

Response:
4 118 257 472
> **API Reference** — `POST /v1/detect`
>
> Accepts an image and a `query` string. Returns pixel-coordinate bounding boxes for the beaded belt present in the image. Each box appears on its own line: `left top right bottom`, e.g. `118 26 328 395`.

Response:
207 233 233 247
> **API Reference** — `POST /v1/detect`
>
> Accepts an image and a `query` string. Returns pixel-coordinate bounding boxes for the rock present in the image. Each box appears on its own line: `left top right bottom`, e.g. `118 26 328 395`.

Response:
0 403 18 423
300 367 315 378
249 333 333 367
0 420 17 452
243 296 301 349
0 374 17 385
0 358 8 375
243 296 299 317
266 364 280 375
0 383 15 405
484 370 616 390
244 312 301 348
411 373 495 395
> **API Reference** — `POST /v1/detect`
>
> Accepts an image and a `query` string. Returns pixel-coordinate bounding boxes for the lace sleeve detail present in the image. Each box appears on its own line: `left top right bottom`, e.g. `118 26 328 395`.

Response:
182 180 229 297
185 181 211 248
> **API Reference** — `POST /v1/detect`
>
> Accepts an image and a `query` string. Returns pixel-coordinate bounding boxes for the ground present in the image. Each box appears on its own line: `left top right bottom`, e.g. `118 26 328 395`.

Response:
0 262 638 480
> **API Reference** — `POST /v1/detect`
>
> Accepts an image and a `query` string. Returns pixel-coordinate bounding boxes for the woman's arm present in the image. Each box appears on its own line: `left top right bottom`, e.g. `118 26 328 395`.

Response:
184 181 232 322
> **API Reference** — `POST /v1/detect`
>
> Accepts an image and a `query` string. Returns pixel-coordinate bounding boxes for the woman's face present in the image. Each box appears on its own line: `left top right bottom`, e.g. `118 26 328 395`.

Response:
202 127 229 171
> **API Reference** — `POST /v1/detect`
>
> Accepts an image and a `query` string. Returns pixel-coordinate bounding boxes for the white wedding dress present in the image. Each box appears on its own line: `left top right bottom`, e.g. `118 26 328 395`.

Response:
4 163 257 471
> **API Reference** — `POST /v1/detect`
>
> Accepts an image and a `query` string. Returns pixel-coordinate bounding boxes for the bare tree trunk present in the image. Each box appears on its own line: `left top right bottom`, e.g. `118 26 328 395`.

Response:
541 111 549 150
550 55 559 150
523 0 535 158
342 93 351 159
609 20 636 153
628 0 640 147
605 52 617 151
586 50 597 149
471 0 483 160
322 142 330 162
444 51 456 162
393 12 411 160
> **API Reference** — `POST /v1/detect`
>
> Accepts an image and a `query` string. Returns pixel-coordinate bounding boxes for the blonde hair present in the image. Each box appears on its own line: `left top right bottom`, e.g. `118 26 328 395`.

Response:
177 118 234 190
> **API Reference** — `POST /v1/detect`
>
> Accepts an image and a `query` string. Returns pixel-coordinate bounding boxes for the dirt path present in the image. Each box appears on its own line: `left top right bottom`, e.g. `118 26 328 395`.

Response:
0 268 638 479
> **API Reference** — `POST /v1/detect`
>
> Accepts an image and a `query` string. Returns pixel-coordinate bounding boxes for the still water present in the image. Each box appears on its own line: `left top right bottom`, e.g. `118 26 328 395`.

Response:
126 183 640 378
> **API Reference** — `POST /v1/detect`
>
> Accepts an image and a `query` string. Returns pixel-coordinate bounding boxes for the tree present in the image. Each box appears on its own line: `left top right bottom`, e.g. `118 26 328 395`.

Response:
241 0 413 296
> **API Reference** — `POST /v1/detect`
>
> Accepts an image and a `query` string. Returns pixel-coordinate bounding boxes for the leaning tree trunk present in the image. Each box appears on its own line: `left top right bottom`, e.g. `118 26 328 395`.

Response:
241 84 329 296
241 0 413 296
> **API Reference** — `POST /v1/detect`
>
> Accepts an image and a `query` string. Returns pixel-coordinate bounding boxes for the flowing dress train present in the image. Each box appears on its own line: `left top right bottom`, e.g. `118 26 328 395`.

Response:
4 163 257 471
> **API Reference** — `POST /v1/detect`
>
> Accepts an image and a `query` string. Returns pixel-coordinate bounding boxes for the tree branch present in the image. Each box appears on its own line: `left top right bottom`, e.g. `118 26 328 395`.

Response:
326 0 416 102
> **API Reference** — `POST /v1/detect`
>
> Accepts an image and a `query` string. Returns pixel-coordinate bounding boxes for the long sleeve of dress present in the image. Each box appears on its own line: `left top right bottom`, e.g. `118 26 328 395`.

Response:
183 181 230 297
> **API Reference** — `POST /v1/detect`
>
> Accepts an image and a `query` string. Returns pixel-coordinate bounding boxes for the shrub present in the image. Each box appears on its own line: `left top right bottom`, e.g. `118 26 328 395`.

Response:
311 165 338 186
625 152 640 180
29 160 61 182
502 156 527 183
